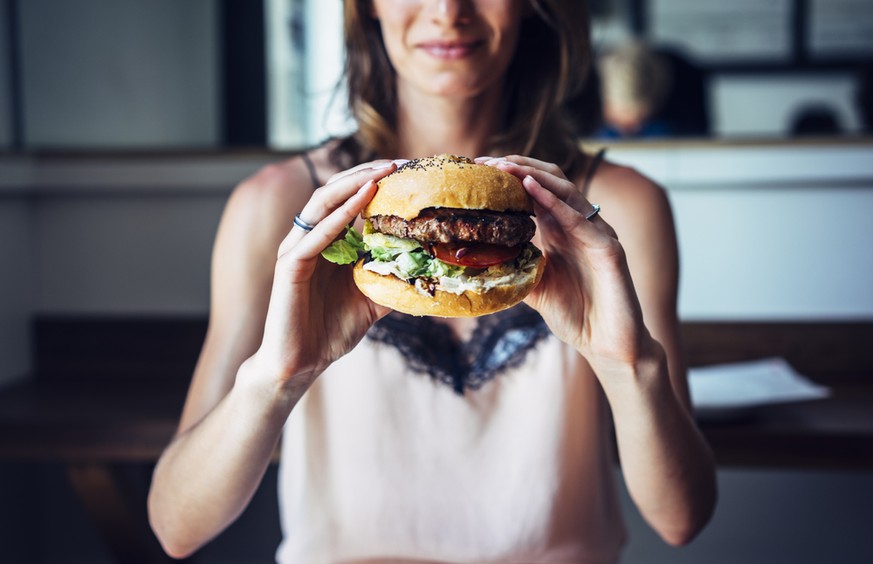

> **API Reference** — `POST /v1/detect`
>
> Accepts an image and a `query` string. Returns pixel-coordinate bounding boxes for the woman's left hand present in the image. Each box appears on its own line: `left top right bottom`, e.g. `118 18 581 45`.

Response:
477 155 655 369
480 156 717 545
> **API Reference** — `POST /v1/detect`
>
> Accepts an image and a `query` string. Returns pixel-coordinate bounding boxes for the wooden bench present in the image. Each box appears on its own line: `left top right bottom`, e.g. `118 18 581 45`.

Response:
1 317 871 563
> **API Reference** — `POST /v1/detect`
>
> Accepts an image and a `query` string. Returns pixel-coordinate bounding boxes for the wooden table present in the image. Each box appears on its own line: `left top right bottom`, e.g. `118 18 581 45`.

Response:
700 385 873 469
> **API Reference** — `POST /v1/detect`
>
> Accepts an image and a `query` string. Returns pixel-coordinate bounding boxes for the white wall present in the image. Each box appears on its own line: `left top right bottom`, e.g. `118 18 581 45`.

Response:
22 154 268 315
35 194 224 315
604 142 873 320
711 74 863 137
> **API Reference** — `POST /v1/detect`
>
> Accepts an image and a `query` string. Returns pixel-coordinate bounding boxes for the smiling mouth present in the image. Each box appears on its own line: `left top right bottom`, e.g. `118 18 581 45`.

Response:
417 40 484 60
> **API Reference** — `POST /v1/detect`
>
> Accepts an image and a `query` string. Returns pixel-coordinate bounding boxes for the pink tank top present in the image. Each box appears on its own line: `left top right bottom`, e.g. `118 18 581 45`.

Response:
276 307 626 563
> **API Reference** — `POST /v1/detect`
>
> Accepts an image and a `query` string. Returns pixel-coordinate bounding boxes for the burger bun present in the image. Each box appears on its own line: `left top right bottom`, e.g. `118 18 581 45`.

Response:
353 254 546 318
363 154 533 221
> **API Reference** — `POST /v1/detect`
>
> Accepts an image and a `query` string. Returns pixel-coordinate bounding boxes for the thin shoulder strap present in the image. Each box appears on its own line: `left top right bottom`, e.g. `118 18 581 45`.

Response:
299 152 321 192
581 147 606 199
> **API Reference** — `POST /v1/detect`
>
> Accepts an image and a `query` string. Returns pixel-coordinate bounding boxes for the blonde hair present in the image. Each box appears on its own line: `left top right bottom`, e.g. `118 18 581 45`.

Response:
332 0 592 176
598 41 672 118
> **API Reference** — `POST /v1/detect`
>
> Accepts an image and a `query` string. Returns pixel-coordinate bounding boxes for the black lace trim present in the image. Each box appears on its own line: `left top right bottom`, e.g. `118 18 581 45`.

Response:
366 304 551 394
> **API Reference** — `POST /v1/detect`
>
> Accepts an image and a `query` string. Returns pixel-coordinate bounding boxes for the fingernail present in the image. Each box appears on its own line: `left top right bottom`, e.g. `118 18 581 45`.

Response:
392 159 410 166
372 162 394 170
486 158 509 166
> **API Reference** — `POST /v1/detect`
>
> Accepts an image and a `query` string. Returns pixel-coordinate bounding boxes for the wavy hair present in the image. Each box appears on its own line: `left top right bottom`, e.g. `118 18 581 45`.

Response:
331 0 591 175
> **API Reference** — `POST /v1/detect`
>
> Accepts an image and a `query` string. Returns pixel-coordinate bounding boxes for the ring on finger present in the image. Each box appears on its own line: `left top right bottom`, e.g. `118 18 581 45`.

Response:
293 213 317 232
585 204 601 221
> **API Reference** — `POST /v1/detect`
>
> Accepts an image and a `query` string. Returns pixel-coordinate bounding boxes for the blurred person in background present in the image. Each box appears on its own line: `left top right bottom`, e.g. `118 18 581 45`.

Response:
596 40 674 139
594 41 710 140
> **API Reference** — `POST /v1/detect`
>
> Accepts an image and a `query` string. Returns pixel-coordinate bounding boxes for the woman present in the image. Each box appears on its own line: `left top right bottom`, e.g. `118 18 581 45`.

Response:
148 1 717 562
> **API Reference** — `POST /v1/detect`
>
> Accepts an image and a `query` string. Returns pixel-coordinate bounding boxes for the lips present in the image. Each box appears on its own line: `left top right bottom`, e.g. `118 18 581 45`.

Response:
417 39 484 60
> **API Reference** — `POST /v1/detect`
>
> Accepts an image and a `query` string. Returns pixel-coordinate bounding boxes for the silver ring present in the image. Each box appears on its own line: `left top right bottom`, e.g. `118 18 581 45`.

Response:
293 214 317 232
585 203 601 221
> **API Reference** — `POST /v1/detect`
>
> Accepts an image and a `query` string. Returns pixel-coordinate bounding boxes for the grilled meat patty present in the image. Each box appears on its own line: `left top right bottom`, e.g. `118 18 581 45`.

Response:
369 208 535 247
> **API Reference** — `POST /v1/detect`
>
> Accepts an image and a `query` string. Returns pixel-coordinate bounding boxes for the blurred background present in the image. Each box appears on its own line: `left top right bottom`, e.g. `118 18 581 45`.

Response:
2 0 872 150
0 0 872 563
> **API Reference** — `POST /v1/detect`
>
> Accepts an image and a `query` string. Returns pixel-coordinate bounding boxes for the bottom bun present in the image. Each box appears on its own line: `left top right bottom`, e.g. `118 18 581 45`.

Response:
352 255 545 318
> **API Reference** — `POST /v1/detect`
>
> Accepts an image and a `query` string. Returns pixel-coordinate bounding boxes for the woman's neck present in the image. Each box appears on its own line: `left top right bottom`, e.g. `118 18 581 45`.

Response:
394 83 503 159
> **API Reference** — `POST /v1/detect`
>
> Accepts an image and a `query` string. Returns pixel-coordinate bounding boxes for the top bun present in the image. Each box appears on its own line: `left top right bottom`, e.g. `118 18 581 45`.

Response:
363 154 533 220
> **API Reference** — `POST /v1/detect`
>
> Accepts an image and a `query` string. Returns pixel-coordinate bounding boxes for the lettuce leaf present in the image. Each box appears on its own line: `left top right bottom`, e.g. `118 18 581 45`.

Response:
321 226 366 265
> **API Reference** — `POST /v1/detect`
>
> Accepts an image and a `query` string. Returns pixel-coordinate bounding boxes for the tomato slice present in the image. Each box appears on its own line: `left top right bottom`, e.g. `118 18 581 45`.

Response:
431 243 521 268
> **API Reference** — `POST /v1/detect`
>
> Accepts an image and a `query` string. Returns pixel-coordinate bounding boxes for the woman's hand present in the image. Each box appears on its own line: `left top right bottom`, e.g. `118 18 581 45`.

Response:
249 160 399 391
477 155 656 370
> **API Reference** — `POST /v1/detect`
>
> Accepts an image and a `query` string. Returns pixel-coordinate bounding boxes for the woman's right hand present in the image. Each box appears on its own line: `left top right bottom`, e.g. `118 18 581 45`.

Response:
246 160 399 392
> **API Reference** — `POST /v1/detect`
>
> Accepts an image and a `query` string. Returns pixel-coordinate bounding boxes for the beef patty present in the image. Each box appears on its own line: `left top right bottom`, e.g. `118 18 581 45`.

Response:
369 208 535 247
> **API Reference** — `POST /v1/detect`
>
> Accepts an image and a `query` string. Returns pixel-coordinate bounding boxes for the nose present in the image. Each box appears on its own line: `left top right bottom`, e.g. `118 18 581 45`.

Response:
432 0 472 25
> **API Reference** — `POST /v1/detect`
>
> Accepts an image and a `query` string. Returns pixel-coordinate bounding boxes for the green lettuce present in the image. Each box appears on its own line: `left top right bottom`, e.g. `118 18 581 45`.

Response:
320 226 366 265
363 231 421 255
320 221 465 281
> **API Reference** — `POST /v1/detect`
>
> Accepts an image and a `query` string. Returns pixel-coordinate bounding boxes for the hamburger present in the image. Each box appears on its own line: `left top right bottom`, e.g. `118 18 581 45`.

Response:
323 154 545 317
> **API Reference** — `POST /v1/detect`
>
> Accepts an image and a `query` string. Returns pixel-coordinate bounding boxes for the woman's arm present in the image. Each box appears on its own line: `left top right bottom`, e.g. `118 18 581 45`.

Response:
148 357 299 559
147 159 396 558
482 157 716 547
596 166 715 546
147 163 308 558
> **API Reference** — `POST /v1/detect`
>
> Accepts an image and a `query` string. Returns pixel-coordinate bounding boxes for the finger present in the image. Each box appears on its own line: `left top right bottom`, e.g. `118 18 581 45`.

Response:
487 159 578 203
522 175 611 245
326 161 388 185
296 162 396 231
473 155 503 163
487 154 565 178
278 163 390 255
290 179 379 261
325 159 409 185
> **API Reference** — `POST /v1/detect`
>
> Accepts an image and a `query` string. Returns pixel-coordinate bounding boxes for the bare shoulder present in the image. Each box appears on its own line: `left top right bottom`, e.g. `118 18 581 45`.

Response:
584 160 670 220
221 150 331 255
231 156 313 221
582 159 675 244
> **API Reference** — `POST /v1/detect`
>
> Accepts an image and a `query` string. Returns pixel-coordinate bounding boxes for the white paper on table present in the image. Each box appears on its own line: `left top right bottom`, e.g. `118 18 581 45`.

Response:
689 357 831 417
